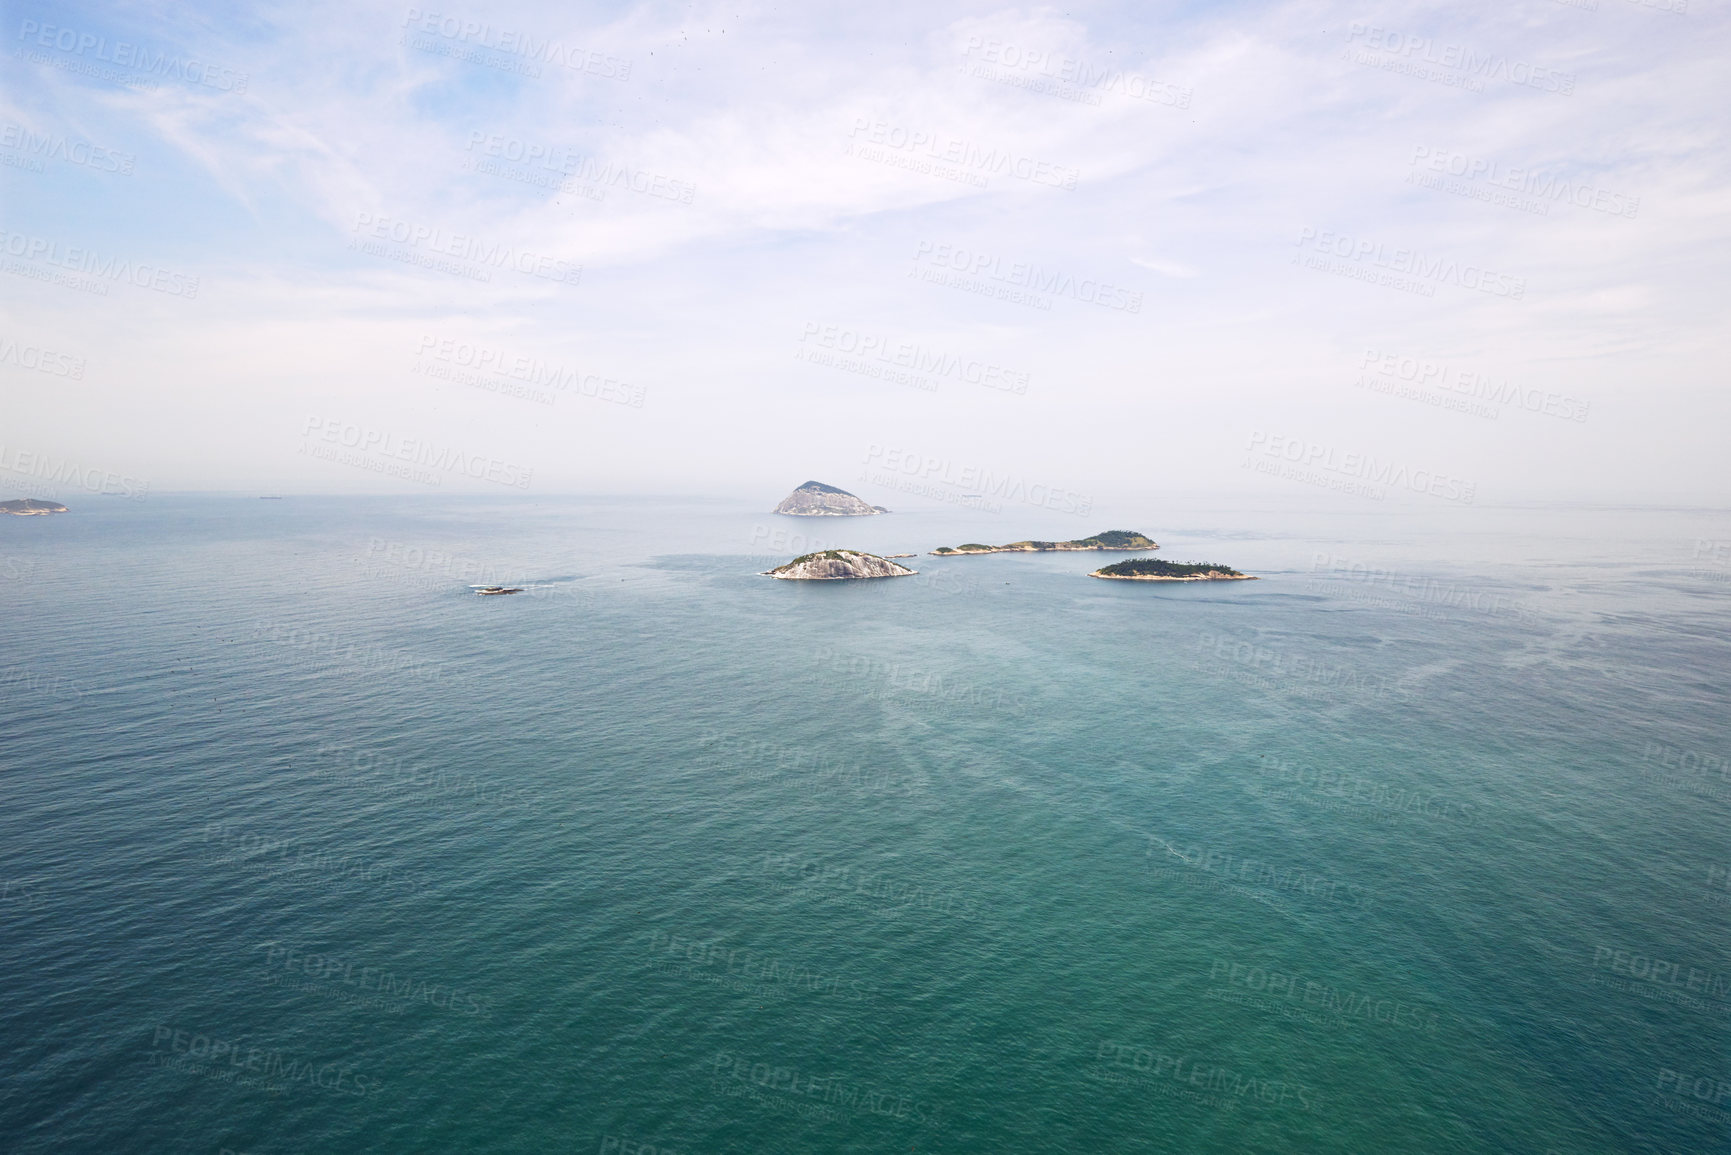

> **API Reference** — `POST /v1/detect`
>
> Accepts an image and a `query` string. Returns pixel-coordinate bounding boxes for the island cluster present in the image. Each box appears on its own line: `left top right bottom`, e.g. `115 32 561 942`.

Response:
762 481 1255 584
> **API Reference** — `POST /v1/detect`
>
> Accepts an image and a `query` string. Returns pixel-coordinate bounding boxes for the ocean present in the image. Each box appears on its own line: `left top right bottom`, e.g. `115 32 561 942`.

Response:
1 495 1727 1154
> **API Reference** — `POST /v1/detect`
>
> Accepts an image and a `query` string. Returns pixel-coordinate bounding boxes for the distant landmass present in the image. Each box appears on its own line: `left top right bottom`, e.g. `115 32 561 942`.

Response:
0 499 68 516
772 481 887 517
932 530 1155 555
764 550 915 580
1091 558 1255 582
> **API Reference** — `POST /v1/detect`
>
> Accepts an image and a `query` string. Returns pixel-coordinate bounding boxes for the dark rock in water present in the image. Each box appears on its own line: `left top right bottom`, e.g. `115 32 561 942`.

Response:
0 499 68 516
772 481 887 517
764 550 915 580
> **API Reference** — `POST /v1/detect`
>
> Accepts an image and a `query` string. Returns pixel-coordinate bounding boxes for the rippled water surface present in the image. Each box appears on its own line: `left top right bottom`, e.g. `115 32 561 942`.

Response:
2 495 1727 1154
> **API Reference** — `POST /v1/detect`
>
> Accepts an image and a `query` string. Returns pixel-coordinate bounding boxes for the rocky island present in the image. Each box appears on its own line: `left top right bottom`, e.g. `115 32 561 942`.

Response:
772 481 887 517
931 530 1155 555
1091 558 1256 582
764 550 916 580
0 499 68 516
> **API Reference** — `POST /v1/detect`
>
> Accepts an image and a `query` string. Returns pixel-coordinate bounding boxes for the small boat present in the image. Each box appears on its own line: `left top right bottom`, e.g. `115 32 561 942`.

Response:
474 586 525 596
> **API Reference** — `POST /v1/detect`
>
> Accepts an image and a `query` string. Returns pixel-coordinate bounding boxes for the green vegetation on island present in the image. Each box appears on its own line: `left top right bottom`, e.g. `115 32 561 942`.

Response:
1090 558 1255 581
931 530 1156 555
772 481 888 517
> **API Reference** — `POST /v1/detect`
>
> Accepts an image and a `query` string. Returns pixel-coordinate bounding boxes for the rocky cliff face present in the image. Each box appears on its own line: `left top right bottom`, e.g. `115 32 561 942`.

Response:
765 550 916 580
0 499 68 516
772 481 887 517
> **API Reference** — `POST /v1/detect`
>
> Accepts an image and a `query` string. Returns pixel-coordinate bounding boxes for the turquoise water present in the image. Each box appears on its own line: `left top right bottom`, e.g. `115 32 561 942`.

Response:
1 496 1727 1154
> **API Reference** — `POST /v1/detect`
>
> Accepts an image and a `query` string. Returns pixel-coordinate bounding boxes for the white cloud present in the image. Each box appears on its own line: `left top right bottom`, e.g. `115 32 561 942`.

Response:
0 0 1726 502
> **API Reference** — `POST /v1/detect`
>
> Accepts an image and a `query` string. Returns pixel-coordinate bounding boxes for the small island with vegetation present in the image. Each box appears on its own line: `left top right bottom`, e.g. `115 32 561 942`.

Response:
1091 558 1256 582
0 499 68 516
764 550 916 580
772 481 888 517
931 530 1156 555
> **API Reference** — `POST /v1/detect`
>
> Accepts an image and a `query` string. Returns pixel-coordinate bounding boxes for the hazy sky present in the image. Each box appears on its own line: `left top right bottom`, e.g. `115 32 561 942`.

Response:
2 0 1726 509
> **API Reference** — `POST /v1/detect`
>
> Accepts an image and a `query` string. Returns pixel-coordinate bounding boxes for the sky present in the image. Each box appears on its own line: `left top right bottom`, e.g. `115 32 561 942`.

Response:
1 0 1727 511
